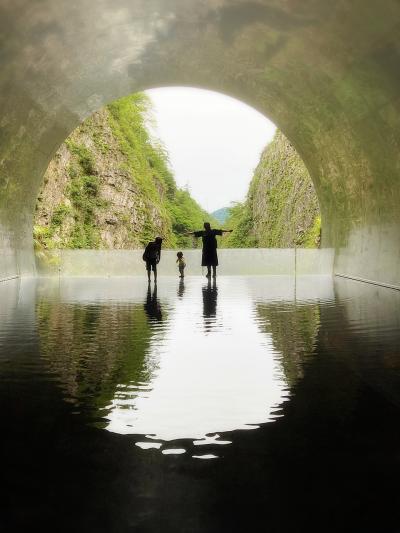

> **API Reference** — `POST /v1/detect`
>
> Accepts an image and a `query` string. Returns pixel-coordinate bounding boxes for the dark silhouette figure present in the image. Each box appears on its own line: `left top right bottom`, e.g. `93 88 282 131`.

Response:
177 278 185 298
142 237 163 283
176 251 186 278
202 278 218 332
144 284 162 322
186 222 232 278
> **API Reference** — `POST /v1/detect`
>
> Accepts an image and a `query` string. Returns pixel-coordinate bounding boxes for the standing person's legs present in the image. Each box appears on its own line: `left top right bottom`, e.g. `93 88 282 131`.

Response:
212 265 217 278
206 266 211 278
153 263 157 283
146 261 151 282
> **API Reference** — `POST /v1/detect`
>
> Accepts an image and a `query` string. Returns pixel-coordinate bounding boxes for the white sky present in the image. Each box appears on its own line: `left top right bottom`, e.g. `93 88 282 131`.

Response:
145 87 276 213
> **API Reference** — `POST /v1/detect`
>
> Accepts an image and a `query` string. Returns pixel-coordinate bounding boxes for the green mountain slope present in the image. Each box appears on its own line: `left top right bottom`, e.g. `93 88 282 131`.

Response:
34 93 215 250
225 130 321 248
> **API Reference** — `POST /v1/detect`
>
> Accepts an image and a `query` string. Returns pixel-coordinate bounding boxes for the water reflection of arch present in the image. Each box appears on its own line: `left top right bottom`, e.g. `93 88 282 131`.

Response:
32 276 336 417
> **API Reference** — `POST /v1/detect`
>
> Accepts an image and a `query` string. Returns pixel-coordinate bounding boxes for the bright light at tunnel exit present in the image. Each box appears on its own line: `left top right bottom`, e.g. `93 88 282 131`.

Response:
145 87 276 214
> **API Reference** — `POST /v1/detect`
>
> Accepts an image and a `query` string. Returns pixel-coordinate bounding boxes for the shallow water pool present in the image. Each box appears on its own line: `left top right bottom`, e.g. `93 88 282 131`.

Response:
1 276 400 531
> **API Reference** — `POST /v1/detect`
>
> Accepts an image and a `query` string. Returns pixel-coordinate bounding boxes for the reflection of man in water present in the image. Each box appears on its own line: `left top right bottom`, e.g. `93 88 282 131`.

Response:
202 278 218 332
144 284 162 322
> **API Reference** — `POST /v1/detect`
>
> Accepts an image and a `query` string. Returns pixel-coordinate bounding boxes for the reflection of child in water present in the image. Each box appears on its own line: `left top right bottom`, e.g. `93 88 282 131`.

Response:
176 251 186 278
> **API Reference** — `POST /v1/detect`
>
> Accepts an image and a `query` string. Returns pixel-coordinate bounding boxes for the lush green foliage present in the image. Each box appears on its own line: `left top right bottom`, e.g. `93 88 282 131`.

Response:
67 141 96 175
225 131 321 248
35 140 108 249
108 94 176 203
169 189 217 248
303 215 321 248
35 92 216 250
108 94 218 247
223 201 256 247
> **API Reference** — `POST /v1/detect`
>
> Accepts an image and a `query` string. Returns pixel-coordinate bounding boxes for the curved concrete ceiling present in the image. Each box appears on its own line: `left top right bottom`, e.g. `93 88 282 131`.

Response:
1 0 400 286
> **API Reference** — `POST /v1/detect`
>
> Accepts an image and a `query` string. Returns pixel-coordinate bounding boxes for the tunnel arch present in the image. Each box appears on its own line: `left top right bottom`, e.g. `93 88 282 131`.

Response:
1 0 400 286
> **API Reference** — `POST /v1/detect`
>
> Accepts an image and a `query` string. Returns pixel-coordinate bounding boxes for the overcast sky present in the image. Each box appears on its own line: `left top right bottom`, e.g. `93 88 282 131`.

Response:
145 87 276 214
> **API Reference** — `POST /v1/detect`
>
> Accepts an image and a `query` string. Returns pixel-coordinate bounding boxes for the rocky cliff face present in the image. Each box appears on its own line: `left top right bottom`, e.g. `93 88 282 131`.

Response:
34 93 212 250
226 130 321 248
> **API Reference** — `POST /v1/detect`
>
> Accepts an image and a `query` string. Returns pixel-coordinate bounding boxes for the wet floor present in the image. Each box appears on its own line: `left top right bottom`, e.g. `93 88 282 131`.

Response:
1 275 400 532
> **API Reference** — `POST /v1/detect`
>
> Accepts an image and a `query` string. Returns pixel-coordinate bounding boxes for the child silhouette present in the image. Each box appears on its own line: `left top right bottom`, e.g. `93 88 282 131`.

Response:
176 251 186 278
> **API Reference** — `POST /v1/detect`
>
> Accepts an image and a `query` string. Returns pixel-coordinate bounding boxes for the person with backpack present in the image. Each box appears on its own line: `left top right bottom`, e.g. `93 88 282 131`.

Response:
142 237 163 283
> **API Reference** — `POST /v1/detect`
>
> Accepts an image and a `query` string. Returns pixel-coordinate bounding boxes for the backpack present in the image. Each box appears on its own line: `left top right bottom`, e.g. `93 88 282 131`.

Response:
143 242 159 261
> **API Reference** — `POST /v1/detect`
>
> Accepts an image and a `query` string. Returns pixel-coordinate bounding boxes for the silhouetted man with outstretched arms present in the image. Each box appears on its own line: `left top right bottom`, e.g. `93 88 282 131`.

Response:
186 222 232 278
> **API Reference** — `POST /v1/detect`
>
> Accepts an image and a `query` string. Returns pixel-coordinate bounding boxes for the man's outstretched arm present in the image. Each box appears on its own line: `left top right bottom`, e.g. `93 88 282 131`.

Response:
184 231 202 237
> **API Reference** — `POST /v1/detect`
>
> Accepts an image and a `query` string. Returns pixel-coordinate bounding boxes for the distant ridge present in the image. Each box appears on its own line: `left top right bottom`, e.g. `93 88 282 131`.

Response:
211 207 230 225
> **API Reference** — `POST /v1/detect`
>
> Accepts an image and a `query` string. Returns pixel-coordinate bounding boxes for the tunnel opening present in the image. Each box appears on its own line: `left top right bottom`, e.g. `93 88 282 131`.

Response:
33 87 322 276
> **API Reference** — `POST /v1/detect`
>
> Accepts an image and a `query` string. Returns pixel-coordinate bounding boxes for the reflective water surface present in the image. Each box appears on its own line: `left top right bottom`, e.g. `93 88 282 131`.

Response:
1 276 400 531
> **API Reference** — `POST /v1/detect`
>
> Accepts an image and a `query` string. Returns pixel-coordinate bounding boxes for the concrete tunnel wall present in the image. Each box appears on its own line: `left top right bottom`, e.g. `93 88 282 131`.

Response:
1 0 400 286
